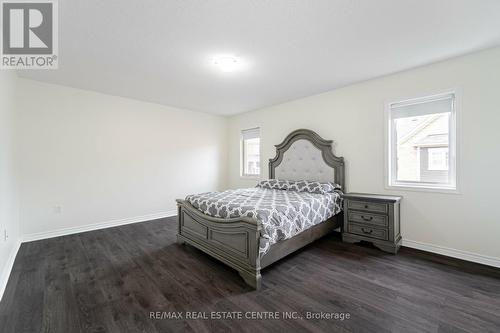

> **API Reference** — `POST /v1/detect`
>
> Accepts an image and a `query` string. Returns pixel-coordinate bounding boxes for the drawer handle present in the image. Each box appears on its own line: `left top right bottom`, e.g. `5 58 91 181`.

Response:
361 215 373 221
361 228 373 234
364 205 369 209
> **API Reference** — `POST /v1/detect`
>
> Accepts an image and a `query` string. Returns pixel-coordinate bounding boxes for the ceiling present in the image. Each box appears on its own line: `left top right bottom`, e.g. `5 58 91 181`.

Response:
18 0 500 115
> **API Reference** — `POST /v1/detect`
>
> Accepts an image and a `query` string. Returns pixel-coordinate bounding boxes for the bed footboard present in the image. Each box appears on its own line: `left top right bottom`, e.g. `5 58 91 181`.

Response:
176 199 262 289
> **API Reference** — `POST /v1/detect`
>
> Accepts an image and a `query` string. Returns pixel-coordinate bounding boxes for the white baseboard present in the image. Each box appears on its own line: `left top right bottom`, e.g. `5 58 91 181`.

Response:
403 239 500 268
0 238 22 302
22 210 177 243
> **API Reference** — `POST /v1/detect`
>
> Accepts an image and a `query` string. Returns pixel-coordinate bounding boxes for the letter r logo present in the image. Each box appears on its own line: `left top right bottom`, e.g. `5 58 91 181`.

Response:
2 1 53 54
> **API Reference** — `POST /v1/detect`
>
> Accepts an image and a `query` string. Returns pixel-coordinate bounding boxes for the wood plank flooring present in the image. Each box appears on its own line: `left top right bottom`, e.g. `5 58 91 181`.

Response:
1 216 500 332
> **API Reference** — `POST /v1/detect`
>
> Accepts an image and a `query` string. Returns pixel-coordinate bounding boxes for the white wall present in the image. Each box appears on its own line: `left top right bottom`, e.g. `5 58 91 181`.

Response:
16 79 228 238
0 71 20 299
228 46 500 262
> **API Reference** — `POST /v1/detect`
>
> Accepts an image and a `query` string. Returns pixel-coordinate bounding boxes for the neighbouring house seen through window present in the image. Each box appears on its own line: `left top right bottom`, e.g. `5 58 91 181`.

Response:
241 127 261 177
387 92 457 190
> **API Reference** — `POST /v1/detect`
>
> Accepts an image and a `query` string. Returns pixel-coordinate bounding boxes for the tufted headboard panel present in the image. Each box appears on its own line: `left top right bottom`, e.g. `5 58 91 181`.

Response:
269 129 345 190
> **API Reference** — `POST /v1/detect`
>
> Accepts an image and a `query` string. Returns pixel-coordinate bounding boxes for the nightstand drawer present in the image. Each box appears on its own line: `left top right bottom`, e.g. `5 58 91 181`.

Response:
348 211 388 227
348 224 388 241
347 200 388 214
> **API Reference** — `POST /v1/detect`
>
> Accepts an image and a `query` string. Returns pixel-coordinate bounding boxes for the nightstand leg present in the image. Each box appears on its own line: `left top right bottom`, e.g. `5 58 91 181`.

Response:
374 241 401 254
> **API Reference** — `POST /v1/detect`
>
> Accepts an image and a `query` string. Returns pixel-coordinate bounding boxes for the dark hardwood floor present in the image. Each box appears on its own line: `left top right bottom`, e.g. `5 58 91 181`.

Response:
1 217 500 333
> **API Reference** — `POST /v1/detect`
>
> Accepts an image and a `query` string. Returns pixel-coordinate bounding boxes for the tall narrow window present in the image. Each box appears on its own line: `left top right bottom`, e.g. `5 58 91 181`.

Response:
387 92 457 191
241 127 261 177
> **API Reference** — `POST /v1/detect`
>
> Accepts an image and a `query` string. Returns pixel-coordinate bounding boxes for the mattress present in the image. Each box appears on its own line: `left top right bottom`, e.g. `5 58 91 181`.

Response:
186 187 343 256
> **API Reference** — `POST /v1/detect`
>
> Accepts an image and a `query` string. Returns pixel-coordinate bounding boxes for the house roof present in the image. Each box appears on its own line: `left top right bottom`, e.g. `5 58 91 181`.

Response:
412 133 448 147
398 114 441 145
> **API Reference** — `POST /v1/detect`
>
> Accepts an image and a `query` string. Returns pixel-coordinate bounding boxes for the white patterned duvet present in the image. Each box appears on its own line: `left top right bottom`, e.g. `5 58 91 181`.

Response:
186 187 342 256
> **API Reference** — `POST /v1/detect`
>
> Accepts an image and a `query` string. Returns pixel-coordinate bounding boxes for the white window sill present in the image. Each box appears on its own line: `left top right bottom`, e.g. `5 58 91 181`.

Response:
386 183 460 195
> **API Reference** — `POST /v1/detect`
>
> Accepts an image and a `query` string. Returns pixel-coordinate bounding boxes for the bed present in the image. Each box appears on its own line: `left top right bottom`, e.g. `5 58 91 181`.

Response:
176 129 345 289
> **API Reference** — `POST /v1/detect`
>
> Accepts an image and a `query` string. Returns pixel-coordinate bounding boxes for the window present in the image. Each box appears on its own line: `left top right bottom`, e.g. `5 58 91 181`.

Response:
241 127 261 177
428 147 448 171
387 92 457 191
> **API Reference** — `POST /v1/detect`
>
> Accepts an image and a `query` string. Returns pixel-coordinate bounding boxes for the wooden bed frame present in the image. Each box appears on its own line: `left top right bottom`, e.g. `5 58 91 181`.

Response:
176 129 345 289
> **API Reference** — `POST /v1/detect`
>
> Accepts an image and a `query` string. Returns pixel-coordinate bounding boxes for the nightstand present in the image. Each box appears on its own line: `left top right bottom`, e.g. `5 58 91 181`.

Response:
342 193 402 254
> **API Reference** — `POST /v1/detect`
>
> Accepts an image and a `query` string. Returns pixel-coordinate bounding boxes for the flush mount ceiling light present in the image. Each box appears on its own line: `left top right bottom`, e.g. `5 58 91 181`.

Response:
212 55 244 73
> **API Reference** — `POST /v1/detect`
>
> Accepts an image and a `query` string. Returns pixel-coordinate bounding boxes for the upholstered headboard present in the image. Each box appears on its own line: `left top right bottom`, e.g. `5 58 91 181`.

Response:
269 129 345 190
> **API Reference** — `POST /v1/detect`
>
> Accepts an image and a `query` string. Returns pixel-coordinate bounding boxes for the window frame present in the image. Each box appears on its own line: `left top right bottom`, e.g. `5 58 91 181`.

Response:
240 127 261 179
385 91 460 193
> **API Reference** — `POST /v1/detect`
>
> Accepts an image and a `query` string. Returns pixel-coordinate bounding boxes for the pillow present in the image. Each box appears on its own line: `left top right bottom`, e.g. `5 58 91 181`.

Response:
256 179 341 194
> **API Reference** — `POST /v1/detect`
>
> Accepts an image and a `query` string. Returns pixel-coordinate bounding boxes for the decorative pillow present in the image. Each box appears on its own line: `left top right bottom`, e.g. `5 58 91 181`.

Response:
256 179 341 194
